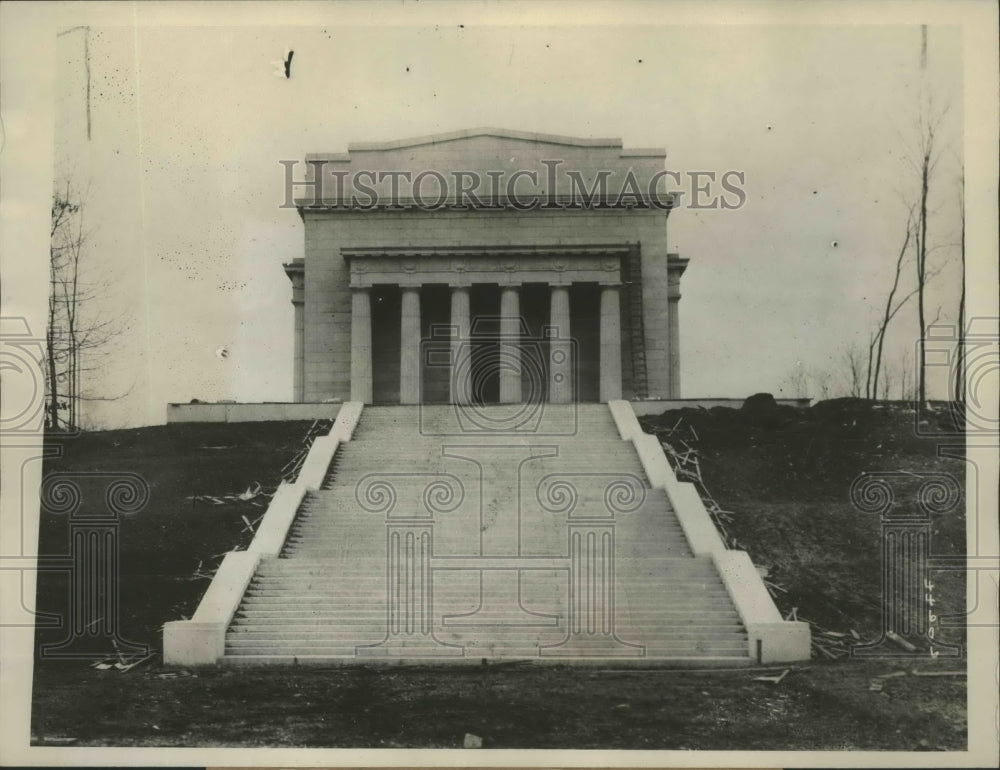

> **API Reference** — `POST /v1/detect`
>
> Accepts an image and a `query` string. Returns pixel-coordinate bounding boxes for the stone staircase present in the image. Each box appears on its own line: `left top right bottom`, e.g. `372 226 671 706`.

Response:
223 404 750 664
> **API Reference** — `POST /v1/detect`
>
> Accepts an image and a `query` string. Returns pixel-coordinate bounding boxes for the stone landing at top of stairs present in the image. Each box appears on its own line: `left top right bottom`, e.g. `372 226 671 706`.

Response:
223 404 752 666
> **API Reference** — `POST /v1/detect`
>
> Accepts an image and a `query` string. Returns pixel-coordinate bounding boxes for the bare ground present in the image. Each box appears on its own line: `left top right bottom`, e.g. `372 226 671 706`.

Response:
30 400 968 749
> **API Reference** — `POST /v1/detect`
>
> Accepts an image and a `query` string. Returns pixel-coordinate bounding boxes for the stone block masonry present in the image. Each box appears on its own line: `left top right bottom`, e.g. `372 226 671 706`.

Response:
285 129 687 405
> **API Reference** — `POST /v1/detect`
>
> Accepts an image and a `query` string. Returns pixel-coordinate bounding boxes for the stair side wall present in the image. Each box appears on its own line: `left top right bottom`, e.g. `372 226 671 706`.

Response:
163 403 364 666
608 400 811 663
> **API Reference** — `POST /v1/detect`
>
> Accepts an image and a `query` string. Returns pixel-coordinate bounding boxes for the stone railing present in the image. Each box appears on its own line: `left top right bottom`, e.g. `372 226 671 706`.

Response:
162 402 364 665
608 400 811 664
166 401 347 424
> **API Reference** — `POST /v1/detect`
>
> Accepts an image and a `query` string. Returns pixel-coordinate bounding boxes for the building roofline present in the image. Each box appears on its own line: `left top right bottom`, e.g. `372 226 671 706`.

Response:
301 129 668 163
345 127 625 152
302 129 668 161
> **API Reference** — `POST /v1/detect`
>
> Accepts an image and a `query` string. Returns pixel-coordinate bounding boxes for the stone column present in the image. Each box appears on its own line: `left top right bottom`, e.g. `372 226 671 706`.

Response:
350 287 373 404
549 283 572 404
599 283 623 402
400 286 421 405
449 286 471 405
284 260 305 401
668 296 681 398
666 253 689 399
499 285 522 404
292 297 305 402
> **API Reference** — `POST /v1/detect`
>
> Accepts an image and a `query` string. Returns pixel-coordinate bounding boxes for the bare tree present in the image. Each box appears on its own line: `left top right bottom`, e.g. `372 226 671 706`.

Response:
811 365 833 401
46 180 130 431
47 186 80 429
899 347 914 401
780 361 809 399
953 173 965 403
880 356 894 400
844 342 866 398
866 209 915 399
914 114 934 405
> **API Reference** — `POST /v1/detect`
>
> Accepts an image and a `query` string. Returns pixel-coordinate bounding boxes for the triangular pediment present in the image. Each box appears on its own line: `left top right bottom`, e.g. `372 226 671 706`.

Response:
347 128 625 152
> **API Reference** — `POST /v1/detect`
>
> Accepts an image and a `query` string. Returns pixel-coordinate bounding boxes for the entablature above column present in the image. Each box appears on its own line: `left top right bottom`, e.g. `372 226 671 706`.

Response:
667 252 689 300
343 244 628 288
283 258 305 303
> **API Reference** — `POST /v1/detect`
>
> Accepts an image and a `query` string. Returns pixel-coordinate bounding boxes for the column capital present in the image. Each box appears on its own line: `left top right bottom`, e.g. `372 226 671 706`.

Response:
599 280 623 288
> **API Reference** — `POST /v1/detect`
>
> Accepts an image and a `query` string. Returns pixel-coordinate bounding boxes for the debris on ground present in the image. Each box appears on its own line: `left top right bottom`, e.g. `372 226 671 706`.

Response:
754 668 790 684
911 669 966 677
237 481 263 500
156 670 197 680
646 414 870 661
866 667 958 694
190 559 215 581
186 480 266 506
89 649 155 673
241 513 264 534
279 418 334 483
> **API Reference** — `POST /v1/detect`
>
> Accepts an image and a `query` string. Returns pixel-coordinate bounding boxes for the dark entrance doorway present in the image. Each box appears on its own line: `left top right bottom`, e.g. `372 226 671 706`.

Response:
468 284 501 405
571 283 601 403
419 284 451 404
518 283 551 404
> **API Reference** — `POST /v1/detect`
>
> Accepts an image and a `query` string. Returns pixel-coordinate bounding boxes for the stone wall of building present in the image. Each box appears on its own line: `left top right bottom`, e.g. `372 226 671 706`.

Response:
295 130 681 403
301 207 670 402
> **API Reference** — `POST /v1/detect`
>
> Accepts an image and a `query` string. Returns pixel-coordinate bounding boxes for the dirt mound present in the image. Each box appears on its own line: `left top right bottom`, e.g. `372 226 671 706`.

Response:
639 398 966 643
34 421 322 656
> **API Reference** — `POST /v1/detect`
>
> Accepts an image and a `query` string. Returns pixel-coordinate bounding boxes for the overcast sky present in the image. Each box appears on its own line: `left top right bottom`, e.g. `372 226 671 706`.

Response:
27 6 977 427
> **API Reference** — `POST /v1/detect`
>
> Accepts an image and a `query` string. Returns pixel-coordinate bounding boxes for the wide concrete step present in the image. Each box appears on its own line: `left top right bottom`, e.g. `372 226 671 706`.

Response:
236 601 740 614
232 612 743 625
336 438 633 448
246 573 724 585
223 642 748 657
353 426 617 439
248 565 723 578
245 577 730 590
219 404 751 665
221 654 751 666
228 622 745 635
225 627 748 652
341 446 619 458
254 555 712 575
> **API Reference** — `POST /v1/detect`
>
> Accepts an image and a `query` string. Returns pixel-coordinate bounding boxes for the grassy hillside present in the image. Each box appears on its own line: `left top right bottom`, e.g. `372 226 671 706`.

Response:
33 420 323 654
639 396 967 650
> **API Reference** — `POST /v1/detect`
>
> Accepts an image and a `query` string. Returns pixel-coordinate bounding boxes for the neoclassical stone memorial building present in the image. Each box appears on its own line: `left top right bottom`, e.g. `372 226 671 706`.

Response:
164 130 811 666
284 128 689 405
